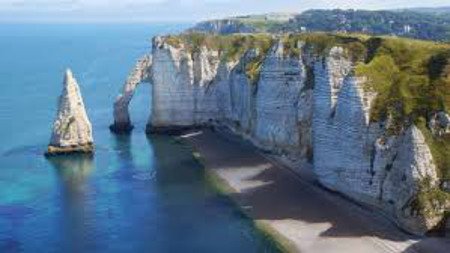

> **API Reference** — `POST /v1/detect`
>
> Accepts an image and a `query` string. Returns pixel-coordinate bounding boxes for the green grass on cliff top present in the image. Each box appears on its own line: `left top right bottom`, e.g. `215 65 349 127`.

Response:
165 33 274 84
164 33 273 61
165 32 450 179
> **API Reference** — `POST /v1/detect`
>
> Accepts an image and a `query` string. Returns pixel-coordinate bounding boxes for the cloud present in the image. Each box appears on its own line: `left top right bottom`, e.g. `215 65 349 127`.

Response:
1 0 79 10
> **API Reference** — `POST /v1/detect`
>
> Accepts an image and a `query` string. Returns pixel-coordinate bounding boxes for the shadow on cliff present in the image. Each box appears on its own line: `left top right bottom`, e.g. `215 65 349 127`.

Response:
183 129 450 250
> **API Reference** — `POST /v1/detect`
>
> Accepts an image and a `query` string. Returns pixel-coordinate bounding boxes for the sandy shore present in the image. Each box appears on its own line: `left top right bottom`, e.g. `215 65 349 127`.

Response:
180 128 450 253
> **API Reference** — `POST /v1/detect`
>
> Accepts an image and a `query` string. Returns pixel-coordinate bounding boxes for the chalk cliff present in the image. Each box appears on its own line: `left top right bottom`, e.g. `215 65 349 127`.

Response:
148 36 220 133
47 69 94 155
114 34 450 235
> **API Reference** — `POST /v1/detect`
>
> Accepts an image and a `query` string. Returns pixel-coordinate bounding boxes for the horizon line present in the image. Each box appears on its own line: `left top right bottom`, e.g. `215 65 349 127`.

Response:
1 5 449 24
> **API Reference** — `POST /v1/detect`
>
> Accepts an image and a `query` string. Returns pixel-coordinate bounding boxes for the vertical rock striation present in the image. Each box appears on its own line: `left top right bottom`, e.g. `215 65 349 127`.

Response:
311 47 443 234
115 35 447 234
253 41 308 156
46 69 94 156
148 36 220 133
312 47 377 196
110 55 152 133
382 125 440 233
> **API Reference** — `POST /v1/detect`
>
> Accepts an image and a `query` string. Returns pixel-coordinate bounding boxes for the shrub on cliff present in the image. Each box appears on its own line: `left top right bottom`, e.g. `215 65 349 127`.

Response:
353 36 450 180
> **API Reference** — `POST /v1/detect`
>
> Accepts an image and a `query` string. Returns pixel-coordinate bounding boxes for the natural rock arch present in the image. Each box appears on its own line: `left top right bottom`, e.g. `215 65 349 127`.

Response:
110 55 152 133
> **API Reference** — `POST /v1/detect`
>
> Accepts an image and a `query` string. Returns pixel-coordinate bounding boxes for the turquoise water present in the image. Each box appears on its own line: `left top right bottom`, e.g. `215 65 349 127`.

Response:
0 24 279 253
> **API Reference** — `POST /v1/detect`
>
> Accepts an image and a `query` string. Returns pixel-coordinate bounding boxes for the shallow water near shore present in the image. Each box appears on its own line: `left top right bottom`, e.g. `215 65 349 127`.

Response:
0 24 280 253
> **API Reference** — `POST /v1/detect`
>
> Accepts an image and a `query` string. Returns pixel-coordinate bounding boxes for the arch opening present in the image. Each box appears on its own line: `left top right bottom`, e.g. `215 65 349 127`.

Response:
110 55 152 134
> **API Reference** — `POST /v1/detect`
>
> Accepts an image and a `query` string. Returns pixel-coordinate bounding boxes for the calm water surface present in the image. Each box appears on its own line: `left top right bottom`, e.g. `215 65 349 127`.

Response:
0 24 280 253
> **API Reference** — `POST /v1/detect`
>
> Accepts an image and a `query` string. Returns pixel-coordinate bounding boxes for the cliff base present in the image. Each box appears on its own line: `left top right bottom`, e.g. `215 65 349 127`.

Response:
45 143 94 156
146 125 211 135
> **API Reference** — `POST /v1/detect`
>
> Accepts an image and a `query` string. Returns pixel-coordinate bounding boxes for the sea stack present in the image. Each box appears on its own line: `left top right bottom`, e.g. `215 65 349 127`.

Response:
46 69 94 156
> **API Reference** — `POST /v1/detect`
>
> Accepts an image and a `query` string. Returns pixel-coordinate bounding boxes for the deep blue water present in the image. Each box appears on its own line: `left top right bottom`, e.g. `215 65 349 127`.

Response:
0 24 279 253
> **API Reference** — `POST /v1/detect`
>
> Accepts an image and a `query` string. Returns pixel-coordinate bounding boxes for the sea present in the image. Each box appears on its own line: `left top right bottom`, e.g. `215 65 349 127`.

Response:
0 23 279 253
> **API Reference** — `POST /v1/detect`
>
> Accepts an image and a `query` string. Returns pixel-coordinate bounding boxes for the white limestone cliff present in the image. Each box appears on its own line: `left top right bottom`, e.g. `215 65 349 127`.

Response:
111 55 152 133
47 69 93 155
148 36 220 133
253 41 308 156
382 125 440 233
311 47 443 234
115 36 446 234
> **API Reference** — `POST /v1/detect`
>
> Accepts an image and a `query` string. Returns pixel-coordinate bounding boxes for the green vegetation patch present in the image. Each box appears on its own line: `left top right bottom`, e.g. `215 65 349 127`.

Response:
353 36 450 180
412 176 450 220
283 9 450 42
417 118 450 180
282 33 368 61
229 14 292 34
355 37 450 122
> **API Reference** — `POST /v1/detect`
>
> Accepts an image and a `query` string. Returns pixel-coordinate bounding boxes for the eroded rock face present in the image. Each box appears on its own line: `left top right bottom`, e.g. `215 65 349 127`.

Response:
385 126 443 233
219 49 258 135
253 41 309 156
311 47 443 234
123 36 445 234
149 38 314 159
46 69 93 155
110 55 152 133
148 36 220 132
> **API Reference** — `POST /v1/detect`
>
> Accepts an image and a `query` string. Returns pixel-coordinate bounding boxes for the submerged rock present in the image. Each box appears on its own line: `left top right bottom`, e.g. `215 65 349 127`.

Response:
46 69 94 156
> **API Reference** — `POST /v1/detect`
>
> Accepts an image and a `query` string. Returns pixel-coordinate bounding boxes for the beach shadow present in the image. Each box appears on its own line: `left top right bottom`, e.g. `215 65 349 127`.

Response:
183 129 450 251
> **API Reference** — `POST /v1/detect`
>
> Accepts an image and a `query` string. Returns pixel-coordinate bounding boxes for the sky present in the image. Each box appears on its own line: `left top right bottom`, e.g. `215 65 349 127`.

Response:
0 0 449 23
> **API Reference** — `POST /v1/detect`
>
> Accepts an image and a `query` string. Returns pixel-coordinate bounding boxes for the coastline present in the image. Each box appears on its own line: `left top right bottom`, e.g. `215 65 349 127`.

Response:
177 127 450 253
203 168 298 253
